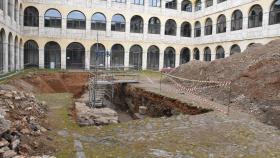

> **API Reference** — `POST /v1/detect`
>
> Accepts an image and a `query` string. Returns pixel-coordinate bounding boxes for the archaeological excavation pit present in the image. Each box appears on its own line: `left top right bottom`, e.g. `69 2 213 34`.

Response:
7 72 212 126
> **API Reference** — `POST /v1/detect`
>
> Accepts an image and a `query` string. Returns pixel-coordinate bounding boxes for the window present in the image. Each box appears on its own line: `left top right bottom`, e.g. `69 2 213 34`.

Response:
112 0 126 3
147 45 160 70
206 0 213 8
90 43 106 67
269 0 280 25
111 14 126 32
181 22 192 37
217 14 226 33
218 0 226 3
164 47 176 68
8 0 12 16
230 44 241 55
111 44 125 67
180 48 190 64
195 0 201 11
181 0 192 12
216 46 225 59
165 19 177 36
45 9 62 28
24 40 39 68
67 11 86 29
205 18 212 35
66 42 85 69
149 0 161 7
204 47 211 61
44 41 61 69
14 0 18 21
248 5 263 28
129 45 143 69
131 0 144 5
231 10 243 31
24 6 39 27
193 48 200 60
0 0 3 11
148 17 161 34
130 15 144 33
194 21 201 37
165 0 177 9
91 13 106 31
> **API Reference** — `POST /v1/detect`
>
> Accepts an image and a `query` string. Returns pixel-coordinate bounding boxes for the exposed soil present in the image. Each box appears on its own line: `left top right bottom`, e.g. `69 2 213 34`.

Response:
169 39 280 128
8 72 90 98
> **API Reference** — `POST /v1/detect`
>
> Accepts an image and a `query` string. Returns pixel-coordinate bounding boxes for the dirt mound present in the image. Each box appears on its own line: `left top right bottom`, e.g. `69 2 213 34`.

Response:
8 72 90 98
170 39 280 127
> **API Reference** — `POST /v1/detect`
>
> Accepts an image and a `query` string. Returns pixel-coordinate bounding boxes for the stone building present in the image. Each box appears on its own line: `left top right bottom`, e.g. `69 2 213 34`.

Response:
0 0 280 72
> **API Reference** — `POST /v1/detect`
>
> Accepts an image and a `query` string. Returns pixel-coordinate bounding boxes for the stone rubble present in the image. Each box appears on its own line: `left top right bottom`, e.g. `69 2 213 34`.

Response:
75 102 118 126
0 89 56 158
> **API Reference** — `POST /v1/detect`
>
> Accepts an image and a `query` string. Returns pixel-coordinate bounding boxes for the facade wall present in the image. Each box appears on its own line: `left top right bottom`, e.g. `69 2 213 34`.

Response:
1 0 280 73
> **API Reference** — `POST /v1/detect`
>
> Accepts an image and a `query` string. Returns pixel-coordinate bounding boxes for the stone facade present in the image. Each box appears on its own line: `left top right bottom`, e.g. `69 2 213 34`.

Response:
0 0 280 72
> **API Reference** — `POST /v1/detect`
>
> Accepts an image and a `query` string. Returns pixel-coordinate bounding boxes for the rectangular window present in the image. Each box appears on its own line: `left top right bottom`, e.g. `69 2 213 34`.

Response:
131 0 144 5
0 0 3 11
149 0 161 7
112 0 126 3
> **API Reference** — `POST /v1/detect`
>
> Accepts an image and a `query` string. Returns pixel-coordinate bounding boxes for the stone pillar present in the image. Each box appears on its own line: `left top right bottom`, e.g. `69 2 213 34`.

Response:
85 49 90 70
3 39 8 73
39 47 44 69
124 51 129 67
61 49 66 69
159 51 164 70
10 41 14 71
4 0 8 17
142 50 147 70
16 44 20 70
106 18 111 37
175 53 180 67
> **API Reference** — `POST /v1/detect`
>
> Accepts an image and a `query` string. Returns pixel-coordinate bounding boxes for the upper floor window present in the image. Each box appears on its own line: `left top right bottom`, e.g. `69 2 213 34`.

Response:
112 0 126 3
205 18 212 35
217 14 226 33
111 14 126 32
181 22 191 37
205 0 213 8
91 13 106 31
149 0 161 7
0 0 3 11
148 17 161 34
130 15 144 33
24 6 39 27
248 5 263 28
8 0 12 16
231 10 243 31
14 0 18 21
194 21 201 37
45 9 62 28
165 0 177 9
165 19 177 36
131 0 144 5
181 0 192 12
195 0 202 12
217 0 226 3
67 11 86 29
269 0 280 25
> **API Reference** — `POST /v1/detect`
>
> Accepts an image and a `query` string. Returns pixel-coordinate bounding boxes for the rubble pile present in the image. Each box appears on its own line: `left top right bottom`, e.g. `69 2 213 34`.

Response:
0 89 55 158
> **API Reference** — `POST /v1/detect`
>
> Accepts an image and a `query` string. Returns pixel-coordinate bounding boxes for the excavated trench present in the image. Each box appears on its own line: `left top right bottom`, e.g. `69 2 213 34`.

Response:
8 72 211 124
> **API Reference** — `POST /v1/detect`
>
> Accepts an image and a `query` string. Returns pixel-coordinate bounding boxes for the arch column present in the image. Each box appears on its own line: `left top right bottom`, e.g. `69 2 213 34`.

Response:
61 49 66 69
39 47 44 69
85 49 90 70
106 17 111 36
124 50 129 67
159 51 164 70
16 42 20 70
142 49 147 70
175 53 180 67
3 37 8 73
